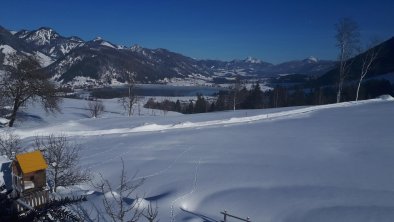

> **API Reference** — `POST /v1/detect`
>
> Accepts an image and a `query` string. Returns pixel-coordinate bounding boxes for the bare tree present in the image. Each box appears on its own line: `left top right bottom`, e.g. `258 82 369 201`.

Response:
0 90 11 119
356 39 381 101
0 54 61 127
335 18 360 103
35 134 91 192
136 96 144 116
120 71 136 117
142 201 159 222
0 130 25 158
87 99 105 118
230 76 243 111
95 159 145 222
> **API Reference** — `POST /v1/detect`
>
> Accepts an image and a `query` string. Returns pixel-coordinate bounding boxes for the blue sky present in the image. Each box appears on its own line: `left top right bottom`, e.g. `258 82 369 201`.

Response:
1 0 393 63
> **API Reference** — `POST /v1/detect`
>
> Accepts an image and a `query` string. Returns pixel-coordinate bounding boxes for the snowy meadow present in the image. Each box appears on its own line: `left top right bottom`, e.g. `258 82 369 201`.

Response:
2 96 394 222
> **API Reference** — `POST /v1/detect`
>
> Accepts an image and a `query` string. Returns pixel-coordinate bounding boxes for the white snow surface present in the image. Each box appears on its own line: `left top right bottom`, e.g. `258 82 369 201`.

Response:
306 56 318 63
59 42 83 55
245 56 262 64
2 96 394 222
35 51 55 67
0 45 17 65
0 45 17 54
100 41 116 49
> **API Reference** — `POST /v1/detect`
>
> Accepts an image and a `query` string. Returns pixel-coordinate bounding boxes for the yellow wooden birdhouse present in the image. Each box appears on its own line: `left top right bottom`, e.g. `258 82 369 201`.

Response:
12 150 48 194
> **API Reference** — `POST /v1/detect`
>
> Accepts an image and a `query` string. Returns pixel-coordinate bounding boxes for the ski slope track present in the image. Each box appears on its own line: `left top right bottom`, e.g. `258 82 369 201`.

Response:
2 95 394 222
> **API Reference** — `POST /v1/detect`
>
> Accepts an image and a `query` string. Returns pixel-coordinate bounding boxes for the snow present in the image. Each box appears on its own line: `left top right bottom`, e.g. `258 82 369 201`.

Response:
0 117 9 125
52 55 84 81
134 198 150 210
100 41 116 49
104 191 120 199
379 94 394 101
59 42 84 55
159 76 214 87
0 45 17 55
130 44 143 52
306 56 318 63
35 51 55 67
26 28 59 46
16 30 30 39
2 96 394 221
69 76 100 87
0 45 17 65
245 56 262 64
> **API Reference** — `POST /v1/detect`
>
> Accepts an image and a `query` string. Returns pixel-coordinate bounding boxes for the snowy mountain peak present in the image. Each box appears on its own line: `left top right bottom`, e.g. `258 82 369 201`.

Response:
90 37 117 49
130 44 143 52
116 45 127 50
25 27 60 46
69 36 84 42
244 56 262 64
100 41 116 49
16 30 31 39
94 37 103 41
37 27 54 32
0 25 338 84
304 56 319 63
11 27 86 61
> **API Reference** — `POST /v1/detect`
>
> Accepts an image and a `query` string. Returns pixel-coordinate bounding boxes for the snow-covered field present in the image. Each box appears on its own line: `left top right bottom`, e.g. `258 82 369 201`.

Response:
2 96 394 222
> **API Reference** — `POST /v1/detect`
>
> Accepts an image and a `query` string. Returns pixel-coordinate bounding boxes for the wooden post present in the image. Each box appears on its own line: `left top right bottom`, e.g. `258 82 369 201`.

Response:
220 210 251 222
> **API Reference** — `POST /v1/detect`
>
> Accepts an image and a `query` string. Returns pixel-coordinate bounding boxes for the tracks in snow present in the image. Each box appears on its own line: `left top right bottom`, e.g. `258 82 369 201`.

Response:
170 158 202 222
14 99 380 139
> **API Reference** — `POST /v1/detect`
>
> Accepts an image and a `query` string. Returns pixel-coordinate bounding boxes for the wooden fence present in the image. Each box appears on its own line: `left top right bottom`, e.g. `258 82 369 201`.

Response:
15 190 49 212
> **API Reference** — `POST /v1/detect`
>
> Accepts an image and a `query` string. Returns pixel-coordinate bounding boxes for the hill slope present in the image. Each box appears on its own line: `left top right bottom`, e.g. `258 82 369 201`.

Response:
5 96 394 222
317 37 394 86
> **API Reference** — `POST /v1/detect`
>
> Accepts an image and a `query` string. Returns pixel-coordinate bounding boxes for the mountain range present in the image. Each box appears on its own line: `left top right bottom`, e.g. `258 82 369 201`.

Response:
0 25 339 87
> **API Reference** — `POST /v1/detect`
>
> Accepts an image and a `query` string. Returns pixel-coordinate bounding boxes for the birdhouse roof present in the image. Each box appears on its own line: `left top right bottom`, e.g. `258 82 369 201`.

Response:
15 150 48 174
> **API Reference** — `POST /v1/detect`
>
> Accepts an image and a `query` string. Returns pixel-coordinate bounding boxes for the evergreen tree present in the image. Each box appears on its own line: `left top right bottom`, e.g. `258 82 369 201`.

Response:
175 100 182 112
215 91 228 111
291 86 305 106
209 102 216 112
187 101 194 114
242 82 264 109
194 94 207 113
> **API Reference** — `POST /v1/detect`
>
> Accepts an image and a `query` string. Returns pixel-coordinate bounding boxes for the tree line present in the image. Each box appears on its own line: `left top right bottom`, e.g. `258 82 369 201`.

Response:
145 78 393 114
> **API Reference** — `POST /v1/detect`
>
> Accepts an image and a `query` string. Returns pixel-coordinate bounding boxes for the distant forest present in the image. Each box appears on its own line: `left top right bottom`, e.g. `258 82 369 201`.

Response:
144 79 393 114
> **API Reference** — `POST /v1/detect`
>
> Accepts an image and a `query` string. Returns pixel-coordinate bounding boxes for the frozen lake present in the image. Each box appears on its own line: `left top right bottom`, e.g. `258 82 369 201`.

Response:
90 84 227 98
